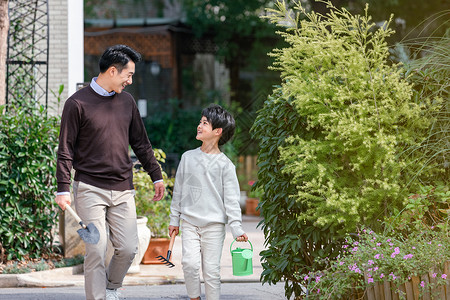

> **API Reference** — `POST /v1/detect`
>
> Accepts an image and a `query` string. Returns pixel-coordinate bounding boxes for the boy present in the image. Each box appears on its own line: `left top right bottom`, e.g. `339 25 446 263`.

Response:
169 104 248 300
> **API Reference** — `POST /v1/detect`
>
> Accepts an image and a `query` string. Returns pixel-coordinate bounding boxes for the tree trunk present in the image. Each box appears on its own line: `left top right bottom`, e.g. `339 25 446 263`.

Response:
0 0 8 106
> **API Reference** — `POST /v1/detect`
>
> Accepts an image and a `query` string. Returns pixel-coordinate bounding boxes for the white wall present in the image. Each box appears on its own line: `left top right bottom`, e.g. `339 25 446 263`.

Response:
67 0 84 98
48 0 83 114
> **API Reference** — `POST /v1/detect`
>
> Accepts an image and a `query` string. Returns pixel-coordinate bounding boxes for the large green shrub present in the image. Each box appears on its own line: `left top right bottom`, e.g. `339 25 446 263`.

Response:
0 104 60 261
252 1 440 298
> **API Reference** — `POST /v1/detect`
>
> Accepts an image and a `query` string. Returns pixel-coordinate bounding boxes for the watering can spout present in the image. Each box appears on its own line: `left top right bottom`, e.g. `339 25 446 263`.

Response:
230 239 253 276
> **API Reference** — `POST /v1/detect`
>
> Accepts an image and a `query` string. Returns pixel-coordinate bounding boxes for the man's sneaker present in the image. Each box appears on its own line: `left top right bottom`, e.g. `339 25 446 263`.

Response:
106 289 119 300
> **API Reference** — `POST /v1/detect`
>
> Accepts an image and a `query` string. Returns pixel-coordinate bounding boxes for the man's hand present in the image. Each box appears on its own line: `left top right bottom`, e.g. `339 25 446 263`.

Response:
153 181 165 201
55 194 71 210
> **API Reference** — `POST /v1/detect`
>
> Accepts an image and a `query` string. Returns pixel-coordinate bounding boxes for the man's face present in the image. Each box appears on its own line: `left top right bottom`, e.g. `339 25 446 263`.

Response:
111 61 135 94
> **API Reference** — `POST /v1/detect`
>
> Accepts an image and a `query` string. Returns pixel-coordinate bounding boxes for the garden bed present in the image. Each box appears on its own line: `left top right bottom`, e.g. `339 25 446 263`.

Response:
0 254 84 274
362 262 450 300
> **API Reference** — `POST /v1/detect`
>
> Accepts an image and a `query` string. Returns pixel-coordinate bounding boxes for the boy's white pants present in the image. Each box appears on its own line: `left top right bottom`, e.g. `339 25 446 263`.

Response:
181 220 226 300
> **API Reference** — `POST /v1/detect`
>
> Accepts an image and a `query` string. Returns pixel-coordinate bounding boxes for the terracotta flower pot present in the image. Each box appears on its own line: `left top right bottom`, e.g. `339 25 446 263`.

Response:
246 197 260 216
141 237 171 264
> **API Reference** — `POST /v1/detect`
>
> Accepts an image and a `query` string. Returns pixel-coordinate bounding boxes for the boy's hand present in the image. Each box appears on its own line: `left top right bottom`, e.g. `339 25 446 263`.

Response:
169 225 179 237
153 181 165 201
236 233 248 242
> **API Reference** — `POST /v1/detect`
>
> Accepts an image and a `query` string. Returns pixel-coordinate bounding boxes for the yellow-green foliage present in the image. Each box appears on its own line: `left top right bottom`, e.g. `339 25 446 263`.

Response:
134 149 174 238
252 1 441 298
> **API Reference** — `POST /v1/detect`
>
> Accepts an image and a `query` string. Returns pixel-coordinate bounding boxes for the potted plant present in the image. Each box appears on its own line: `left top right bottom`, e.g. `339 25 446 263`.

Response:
246 180 263 216
133 149 175 264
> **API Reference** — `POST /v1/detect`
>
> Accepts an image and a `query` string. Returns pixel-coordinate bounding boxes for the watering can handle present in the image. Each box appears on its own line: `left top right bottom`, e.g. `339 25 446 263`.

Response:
230 238 253 253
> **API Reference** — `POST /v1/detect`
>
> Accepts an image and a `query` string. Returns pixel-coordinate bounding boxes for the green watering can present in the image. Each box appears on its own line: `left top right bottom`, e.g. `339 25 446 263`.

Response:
230 239 253 276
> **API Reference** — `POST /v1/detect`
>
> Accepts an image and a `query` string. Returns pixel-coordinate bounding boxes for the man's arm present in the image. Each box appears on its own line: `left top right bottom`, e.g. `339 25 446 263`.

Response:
55 98 80 210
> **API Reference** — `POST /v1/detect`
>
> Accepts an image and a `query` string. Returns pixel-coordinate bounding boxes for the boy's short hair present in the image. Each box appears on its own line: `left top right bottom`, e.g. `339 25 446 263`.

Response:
202 104 235 146
99 44 142 73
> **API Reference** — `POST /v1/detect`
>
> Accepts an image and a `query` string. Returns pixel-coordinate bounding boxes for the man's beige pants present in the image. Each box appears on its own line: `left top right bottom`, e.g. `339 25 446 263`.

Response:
73 181 138 300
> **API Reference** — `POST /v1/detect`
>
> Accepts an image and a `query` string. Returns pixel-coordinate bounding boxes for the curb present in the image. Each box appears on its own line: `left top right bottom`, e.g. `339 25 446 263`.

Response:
0 264 83 288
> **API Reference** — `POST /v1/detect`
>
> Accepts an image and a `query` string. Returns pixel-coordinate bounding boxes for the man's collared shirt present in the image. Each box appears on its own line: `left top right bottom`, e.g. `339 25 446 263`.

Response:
90 77 115 96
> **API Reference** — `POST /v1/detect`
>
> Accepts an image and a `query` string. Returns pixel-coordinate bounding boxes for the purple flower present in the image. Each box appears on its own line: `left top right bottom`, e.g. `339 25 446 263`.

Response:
376 243 381 246
380 273 384 279
432 273 437 278
368 260 374 265
368 278 374 283
315 276 321 282
304 275 309 281
374 267 379 271
420 281 425 288
374 254 381 259
403 254 413 260
387 239 391 242
442 274 447 279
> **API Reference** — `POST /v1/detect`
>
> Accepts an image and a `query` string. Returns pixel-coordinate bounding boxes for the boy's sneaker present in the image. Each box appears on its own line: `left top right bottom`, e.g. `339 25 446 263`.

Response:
106 289 119 300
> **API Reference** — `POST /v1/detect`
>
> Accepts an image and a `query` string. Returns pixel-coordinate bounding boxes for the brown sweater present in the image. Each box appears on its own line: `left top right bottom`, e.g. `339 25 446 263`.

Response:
56 86 162 192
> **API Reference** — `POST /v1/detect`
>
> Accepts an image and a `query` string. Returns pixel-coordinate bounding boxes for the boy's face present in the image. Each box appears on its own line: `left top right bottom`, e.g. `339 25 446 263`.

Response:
196 116 221 142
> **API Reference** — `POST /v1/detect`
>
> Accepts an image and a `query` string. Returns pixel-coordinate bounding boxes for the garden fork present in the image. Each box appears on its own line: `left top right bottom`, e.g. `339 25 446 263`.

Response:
156 232 176 268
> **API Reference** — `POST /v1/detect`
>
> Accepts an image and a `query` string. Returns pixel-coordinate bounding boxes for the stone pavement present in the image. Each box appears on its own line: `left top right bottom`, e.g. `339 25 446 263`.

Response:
0 215 272 288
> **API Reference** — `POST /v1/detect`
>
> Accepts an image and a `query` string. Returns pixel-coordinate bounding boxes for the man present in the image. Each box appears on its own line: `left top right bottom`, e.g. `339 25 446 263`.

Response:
55 44 165 300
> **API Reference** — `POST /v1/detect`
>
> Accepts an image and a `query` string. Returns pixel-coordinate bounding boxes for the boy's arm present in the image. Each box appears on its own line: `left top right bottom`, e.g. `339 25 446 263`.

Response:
223 164 246 239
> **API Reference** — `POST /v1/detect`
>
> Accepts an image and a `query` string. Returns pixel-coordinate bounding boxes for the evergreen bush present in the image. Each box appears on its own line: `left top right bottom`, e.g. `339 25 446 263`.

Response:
0 104 60 260
252 1 441 298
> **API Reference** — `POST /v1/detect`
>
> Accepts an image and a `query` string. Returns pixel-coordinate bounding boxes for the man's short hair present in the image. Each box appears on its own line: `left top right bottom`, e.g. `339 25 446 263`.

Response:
202 104 236 146
99 44 142 73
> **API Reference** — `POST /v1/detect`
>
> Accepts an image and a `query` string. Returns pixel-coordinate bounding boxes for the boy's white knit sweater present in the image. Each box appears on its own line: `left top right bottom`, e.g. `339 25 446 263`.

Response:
169 147 245 239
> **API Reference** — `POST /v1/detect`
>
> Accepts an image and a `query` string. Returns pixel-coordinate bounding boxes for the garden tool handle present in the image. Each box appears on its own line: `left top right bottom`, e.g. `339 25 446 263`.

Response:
168 232 176 252
64 204 87 229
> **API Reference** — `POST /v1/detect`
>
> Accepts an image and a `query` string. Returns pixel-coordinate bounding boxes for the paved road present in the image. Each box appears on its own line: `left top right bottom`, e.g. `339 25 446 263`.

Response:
0 282 288 299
